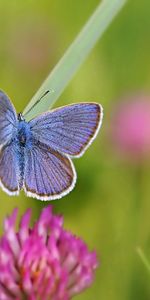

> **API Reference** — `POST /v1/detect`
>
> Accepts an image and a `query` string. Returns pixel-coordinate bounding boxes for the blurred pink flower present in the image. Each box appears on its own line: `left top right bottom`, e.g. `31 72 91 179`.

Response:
111 94 150 160
0 206 98 300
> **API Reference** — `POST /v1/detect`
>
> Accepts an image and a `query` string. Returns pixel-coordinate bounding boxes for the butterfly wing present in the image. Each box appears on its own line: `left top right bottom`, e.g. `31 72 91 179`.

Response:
0 91 17 146
0 142 19 195
29 103 103 157
23 142 76 200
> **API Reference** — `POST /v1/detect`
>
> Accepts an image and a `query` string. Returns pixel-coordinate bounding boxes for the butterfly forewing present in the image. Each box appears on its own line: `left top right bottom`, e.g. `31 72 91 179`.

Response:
0 91 17 146
23 142 76 200
29 103 102 157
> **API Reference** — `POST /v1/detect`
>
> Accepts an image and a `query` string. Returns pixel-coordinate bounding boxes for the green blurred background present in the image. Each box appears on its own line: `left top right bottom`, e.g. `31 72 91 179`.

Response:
0 0 150 299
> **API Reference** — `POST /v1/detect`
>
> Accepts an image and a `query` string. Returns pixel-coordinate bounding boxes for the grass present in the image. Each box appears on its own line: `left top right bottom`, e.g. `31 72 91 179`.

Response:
23 0 127 120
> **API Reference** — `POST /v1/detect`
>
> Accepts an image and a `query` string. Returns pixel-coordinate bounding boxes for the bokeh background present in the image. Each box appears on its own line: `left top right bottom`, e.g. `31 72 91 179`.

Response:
0 0 150 299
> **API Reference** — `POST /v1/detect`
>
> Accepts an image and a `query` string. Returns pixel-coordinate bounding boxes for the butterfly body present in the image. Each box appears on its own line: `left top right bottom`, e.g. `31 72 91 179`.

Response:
9 115 32 189
0 91 103 200
17 116 32 149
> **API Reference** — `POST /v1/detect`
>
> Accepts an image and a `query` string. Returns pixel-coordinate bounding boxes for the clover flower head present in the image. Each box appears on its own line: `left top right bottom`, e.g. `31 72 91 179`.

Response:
0 206 98 300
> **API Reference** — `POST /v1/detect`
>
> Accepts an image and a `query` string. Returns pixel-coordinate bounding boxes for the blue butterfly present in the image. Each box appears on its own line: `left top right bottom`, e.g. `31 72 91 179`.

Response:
0 91 103 200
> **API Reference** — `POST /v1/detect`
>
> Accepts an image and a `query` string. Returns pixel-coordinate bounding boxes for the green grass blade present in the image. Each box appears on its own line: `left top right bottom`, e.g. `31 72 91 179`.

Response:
23 0 127 120
137 247 150 275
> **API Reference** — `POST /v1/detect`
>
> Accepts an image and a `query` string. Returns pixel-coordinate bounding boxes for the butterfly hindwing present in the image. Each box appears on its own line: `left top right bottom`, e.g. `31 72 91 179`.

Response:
0 91 17 146
23 142 76 200
0 142 19 195
29 103 103 157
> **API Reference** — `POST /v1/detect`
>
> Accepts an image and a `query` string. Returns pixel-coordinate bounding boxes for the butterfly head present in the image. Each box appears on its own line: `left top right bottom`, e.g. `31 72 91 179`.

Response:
18 113 25 122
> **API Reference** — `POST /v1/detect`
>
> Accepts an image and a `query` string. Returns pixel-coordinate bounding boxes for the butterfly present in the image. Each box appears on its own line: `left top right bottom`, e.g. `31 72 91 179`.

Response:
0 90 103 200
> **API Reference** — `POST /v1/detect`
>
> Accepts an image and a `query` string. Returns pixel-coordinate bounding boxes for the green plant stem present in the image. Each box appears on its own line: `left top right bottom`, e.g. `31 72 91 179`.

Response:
23 0 127 120
137 247 150 274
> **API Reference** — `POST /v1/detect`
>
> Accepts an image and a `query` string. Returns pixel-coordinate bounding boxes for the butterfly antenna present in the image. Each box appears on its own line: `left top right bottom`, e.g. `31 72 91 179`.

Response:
24 89 54 117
